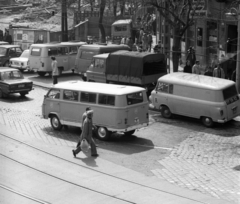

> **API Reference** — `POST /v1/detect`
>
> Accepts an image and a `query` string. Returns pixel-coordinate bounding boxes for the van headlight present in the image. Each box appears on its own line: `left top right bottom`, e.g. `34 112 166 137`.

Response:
149 95 152 102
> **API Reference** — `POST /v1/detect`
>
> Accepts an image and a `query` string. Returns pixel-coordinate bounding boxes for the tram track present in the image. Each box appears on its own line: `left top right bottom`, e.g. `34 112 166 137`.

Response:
0 132 213 204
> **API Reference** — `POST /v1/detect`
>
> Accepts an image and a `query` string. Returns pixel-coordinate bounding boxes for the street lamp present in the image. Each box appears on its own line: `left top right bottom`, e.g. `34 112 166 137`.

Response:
225 5 240 93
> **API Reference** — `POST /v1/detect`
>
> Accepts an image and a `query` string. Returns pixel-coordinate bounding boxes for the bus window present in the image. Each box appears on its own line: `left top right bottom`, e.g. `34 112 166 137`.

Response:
47 89 60 99
69 46 78 55
59 47 68 55
126 92 143 105
31 48 41 56
98 94 115 106
80 92 96 103
63 90 79 101
48 48 58 56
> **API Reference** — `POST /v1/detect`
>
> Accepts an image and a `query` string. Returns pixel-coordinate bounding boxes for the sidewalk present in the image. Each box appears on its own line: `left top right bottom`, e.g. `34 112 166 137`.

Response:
0 122 231 204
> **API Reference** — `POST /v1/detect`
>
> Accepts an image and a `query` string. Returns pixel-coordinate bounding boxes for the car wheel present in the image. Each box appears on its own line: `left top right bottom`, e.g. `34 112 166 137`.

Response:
161 106 172 118
4 61 9 67
201 117 214 127
50 115 62 130
37 71 46 77
96 126 111 140
124 130 135 136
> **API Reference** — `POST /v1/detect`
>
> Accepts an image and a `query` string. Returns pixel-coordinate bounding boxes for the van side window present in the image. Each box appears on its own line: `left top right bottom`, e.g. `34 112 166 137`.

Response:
80 92 96 103
69 46 77 54
63 90 79 101
47 89 60 99
126 92 143 105
98 94 115 106
48 48 58 56
169 84 173 94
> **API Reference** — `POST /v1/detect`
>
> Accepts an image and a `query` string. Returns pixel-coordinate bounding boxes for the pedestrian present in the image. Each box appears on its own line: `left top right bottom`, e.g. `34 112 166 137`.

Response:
147 32 153 52
213 63 225 79
76 107 91 148
120 36 127 45
192 60 201 75
126 37 133 50
138 28 144 44
51 56 59 85
72 109 98 157
142 33 148 51
231 69 236 82
183 60 192 73
186 46 196 68
153 40 161 53
211 54 219 70
204 66 213 77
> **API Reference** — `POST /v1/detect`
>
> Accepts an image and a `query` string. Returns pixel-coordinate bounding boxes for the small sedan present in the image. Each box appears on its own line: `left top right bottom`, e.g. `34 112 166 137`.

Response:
9 49 29 72
0 67 33 98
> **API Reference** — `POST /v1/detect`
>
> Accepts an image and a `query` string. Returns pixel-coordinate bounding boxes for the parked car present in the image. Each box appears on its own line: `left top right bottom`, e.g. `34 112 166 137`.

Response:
9 49 30 72
0 45 23 67
0 67 33 98
0 41 8 45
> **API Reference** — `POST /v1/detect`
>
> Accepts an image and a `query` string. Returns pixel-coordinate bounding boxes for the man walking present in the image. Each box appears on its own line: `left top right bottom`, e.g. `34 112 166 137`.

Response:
192 60 201 75
51 56 59 84
213 63 225 79
72 109 98 157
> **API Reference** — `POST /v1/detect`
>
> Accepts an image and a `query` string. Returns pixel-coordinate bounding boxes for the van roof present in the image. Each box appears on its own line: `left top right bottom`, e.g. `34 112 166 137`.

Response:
158 73 235 90
30 42 86 48
93 53 109 59
80 44 130 51
53 81 145 95
112 19 132 25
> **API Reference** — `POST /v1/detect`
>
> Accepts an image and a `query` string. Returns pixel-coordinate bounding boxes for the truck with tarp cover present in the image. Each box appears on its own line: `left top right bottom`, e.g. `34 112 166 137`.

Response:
86 50 167 91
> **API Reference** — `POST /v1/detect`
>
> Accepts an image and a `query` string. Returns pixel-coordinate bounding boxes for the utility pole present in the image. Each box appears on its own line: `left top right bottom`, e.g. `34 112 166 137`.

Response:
61 0 68 42
236 4 240 93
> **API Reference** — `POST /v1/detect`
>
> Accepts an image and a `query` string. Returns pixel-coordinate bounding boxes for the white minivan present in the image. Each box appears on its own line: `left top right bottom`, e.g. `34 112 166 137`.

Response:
42 81 149 140
149 72 240 127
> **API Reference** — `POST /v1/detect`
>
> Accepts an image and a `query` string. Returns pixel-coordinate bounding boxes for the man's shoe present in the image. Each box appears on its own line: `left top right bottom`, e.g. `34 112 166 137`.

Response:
72 150 76 158
91 154 99 157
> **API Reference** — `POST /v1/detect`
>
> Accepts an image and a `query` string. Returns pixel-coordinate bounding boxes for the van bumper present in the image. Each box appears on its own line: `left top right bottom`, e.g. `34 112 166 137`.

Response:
149 103 155 109
108 122 149 132
217 119 227 123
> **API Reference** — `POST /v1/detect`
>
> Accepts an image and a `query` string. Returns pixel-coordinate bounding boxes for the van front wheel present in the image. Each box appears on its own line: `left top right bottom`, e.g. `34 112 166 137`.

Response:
96 126 111 140
50 115 62 130
161 106 172 118
201 117 213 127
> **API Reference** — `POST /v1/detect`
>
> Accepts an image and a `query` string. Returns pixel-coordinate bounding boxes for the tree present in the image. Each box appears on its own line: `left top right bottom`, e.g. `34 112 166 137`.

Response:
99 0 106 43
144 0 203 72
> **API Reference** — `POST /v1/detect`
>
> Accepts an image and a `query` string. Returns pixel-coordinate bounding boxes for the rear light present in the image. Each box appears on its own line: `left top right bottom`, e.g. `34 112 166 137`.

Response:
21 62 24 66
10 85 17 89
27 60 29 65
146 113 149 119
220 110 223 116
41 62 44 67
124 118 127 124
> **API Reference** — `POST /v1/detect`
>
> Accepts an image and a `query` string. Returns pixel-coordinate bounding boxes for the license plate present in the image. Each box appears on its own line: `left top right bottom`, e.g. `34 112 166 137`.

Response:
18 84 24 88
14 62 19 65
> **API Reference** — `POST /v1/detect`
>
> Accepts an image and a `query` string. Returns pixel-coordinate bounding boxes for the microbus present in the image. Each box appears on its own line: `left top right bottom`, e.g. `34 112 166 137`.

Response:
42 81 149 140
149 72 240 127
29 41 86 76
74 44 130 76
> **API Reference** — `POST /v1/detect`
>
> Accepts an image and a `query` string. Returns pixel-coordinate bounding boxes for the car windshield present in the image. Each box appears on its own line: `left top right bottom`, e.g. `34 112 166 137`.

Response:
20 50 29 58
0 47 7 55
1 70 24 80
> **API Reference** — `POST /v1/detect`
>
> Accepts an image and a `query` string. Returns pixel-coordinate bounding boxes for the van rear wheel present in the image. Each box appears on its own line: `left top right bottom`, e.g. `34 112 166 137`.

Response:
161 106 172 118
96 126 111 140
201 117 213 127
37 71 46 77
50 115 62 130
124 130 135 136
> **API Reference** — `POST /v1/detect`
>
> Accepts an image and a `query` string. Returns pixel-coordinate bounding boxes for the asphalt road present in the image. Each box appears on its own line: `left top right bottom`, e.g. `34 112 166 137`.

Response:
1 71 240 203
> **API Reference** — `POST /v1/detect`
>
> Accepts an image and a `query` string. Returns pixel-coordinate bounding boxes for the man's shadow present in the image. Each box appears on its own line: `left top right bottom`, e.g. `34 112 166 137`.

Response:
74 153 98 167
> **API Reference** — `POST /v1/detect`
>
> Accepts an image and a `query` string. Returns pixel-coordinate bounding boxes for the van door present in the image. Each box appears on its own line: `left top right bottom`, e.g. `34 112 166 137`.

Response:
60 90 81 125
29 47 42 72
126 92 148 127
42 89 61 118
57 47 69 71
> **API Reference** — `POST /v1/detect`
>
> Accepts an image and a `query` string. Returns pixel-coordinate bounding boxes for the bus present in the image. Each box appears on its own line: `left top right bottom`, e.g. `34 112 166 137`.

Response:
29 41 86 76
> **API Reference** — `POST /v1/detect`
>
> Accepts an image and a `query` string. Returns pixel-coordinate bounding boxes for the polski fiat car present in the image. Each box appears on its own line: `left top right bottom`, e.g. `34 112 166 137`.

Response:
9 49 30 72
0 67 33 98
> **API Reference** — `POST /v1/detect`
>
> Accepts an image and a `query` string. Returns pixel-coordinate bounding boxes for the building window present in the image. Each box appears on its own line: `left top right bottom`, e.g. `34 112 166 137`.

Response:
197 27 203 47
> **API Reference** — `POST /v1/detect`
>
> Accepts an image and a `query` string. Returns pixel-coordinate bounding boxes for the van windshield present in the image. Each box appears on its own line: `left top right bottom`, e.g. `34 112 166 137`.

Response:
126 92 143 105
223 85 238 100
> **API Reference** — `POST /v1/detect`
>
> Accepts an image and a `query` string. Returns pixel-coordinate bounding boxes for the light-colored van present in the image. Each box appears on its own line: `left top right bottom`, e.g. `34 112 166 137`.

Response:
42 81 149 140
74 44 130 76
149 72 240 127
29 41 86 76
